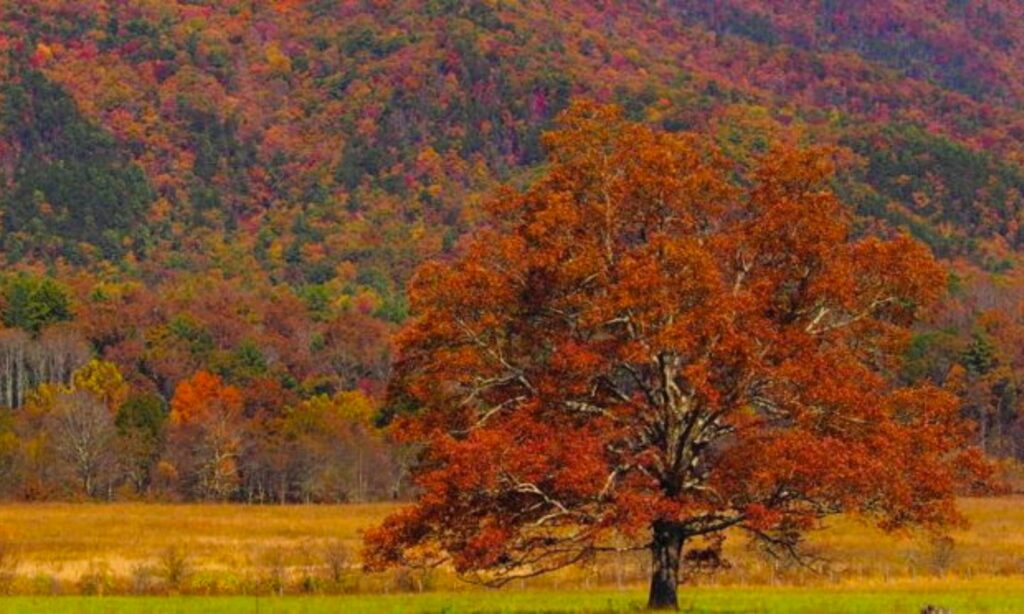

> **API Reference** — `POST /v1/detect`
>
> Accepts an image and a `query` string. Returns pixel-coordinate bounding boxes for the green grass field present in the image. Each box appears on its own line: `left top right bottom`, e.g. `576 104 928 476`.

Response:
4 586 1024 613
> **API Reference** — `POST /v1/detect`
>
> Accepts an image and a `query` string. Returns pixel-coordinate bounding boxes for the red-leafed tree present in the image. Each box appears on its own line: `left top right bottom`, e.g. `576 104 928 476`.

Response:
169 371 245 500
364 102 991 609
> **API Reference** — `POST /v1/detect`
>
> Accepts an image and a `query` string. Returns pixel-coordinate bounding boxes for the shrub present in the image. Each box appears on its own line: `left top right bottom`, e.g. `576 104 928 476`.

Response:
157 545 191 590
77 561 114 596
322 540 349 584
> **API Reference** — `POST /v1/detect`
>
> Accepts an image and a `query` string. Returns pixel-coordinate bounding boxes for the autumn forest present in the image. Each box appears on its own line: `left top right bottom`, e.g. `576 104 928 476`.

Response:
1 1 1024 611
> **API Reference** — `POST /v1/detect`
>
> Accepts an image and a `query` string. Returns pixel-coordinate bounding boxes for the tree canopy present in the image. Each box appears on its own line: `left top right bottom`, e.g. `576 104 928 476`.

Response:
364 102 991 609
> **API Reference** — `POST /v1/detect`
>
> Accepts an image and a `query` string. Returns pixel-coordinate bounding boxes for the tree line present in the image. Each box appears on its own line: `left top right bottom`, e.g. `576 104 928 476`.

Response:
0 272 407 503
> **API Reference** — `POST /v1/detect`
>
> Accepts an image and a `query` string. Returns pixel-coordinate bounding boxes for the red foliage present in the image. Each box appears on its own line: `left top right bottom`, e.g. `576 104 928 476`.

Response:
363 104 992 602
170 371 242 425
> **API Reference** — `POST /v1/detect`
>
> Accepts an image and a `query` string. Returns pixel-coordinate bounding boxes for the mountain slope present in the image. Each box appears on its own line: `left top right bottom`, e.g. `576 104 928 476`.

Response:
0 1 1023 497
5 0 1024 277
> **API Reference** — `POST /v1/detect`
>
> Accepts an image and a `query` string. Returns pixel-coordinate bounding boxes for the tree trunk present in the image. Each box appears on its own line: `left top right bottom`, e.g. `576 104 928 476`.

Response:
647 521 685 610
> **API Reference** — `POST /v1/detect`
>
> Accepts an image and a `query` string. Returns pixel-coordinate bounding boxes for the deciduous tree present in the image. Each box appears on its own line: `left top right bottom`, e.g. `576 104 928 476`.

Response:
364 102 991 610
48 390 116 497
115 392 168 494
169 371 244 500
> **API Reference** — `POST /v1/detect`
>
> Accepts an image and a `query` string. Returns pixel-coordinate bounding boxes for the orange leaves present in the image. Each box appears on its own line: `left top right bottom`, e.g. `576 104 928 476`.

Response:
456 525 512 571
846 234 947 322
272 0 302 13
31 42 54 67
169 371 242 426
369 100 990 585
741 503 783 532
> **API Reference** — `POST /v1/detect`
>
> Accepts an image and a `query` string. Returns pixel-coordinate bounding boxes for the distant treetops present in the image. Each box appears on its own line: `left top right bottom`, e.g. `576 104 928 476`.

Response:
0 270 402 503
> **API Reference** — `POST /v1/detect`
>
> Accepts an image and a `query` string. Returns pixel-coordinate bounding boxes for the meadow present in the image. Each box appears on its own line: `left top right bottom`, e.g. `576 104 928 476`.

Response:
6 586 1024 614
0 497 1019 611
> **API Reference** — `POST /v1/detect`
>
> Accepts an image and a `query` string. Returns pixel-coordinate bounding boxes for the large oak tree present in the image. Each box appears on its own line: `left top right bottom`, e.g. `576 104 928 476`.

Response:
364 102 989 609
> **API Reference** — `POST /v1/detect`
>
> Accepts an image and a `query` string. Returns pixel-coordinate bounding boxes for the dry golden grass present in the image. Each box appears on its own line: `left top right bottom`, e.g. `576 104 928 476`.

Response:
0 496 1019 595
789 497 1024 580
688 496 1024 586
0 502 387 582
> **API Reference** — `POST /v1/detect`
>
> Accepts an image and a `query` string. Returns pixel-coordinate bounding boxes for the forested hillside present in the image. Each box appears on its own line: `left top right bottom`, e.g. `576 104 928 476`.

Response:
0 0 1022 501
